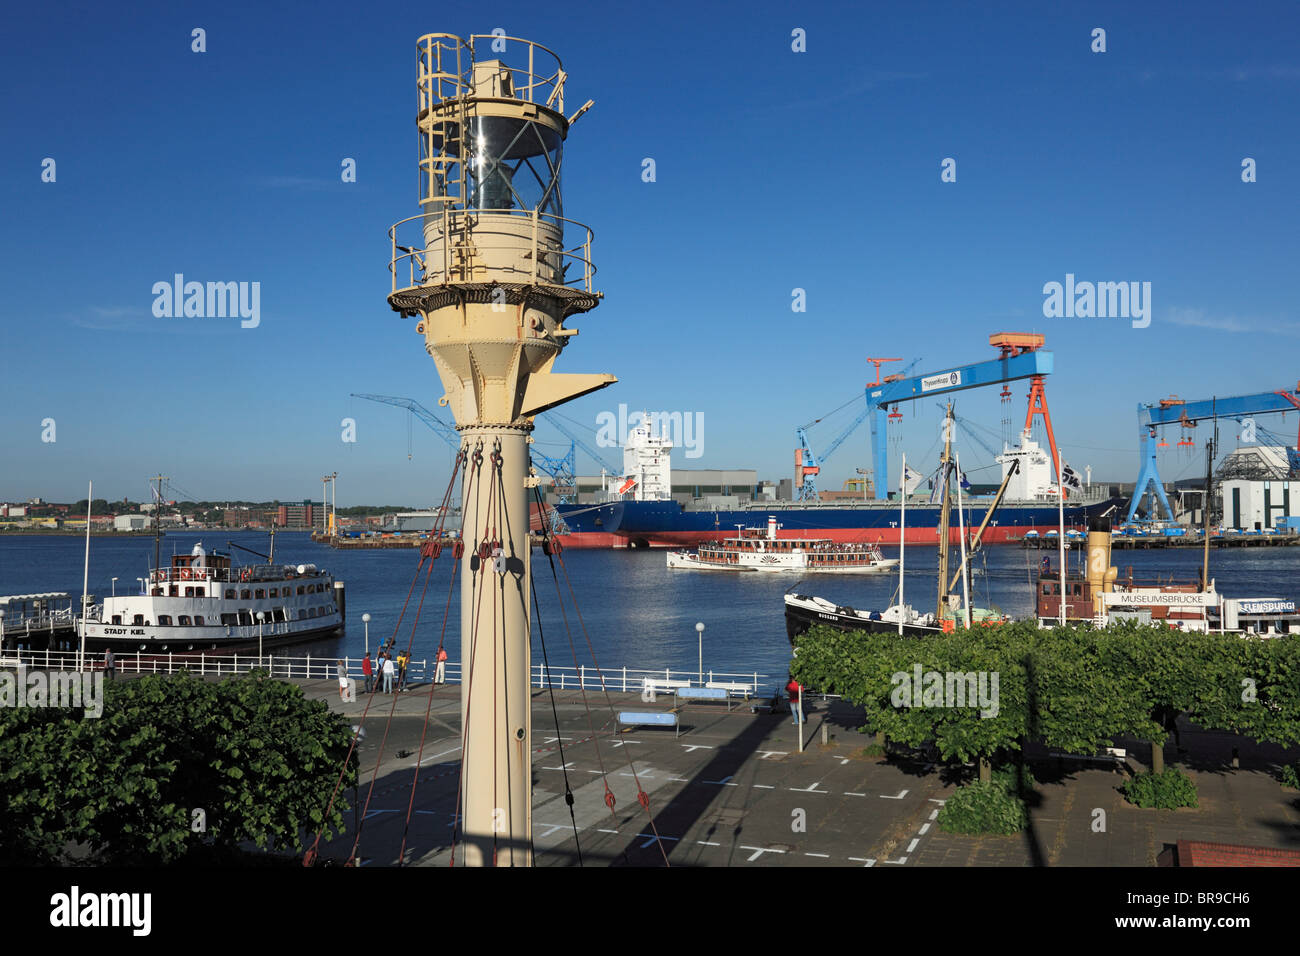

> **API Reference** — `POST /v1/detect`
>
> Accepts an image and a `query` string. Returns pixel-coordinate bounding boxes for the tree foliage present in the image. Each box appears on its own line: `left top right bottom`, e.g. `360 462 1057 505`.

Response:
0 671 357 865
791 620 1300 769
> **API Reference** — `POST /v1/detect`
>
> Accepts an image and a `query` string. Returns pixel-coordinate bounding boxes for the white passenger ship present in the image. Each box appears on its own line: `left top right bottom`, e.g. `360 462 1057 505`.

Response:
79 543 343 652
667 517 899 574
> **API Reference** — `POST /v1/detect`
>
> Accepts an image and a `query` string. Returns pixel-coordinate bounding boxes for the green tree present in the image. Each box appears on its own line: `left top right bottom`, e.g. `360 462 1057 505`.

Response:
0 671 357 865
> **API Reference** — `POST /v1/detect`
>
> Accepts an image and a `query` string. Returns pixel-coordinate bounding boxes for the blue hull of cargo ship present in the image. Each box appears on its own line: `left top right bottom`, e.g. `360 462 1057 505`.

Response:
554 497 1124 546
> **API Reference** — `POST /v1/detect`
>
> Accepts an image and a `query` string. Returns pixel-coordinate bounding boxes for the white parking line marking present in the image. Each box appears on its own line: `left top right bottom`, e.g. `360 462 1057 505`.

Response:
804 852 830 858
789 782 828 793
704 775 737 786
610 740 641 747
880 857 908 865
844 792 867 797
928 809 940 821
541 763 575 771
668 776 689 782
741 845 786 862
537 823 569 838
754 784 775 789
839 758 850 765
928 798 946 805
542 737 573 743
697 840 721 846
848 857 876 866
919 823 931 835
881 788 909 799
757 751 788 760
416 745 463 766
681 744 714 752
597 828 619 834
907 838 920 853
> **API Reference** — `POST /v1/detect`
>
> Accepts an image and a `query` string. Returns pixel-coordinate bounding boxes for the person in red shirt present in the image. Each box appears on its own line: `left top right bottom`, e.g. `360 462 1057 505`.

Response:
786 678 802 725
361 652 374 694
435 646 448 684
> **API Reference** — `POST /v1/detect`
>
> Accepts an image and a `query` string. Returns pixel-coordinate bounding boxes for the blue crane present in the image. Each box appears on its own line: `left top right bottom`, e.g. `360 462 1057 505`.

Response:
353 393 620 512
545 412 622 477
867 334 1054 500
351 393 460 453
796 359 923 501
1128 387 1300 521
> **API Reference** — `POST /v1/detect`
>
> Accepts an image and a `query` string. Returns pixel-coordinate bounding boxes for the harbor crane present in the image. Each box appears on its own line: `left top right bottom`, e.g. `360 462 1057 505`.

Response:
352 393 618 503
795 357 921 501
1128 385 1300 521
867 333 1057 500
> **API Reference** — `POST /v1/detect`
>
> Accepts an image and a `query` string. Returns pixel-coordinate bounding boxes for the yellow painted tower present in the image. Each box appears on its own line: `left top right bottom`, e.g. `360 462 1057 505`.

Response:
386 33 614 866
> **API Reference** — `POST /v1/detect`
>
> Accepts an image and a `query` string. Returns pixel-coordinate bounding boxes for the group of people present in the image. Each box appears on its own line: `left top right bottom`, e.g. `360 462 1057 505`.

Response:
352 643 449 696
359 646 404 694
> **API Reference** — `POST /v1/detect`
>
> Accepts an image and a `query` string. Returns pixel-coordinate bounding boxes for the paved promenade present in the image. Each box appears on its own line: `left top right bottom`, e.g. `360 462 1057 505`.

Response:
294 679 1300 867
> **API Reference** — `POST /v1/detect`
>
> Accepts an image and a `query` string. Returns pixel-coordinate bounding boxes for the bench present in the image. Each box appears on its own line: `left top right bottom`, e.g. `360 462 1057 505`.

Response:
616 711 680 737
677 686 737 712
706 681 754 699
642 678 691 695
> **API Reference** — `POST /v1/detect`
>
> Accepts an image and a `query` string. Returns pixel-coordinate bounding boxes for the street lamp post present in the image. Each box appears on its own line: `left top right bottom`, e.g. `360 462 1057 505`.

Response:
111 577 118 598
256 611 265 666
362 613 371 655
695 622 705 686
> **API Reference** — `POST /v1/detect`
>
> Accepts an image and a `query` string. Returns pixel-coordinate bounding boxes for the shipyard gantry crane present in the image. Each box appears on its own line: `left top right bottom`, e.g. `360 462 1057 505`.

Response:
1127 385 1300 521
866 333 1058 500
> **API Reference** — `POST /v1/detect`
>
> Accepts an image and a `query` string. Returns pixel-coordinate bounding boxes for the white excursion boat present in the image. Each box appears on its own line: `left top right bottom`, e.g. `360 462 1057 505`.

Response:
79 541 344 653
667 517 899 574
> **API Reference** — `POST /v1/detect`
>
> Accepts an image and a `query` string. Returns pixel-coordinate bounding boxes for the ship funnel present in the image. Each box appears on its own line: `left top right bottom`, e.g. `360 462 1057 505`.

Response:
1086 515 1117 612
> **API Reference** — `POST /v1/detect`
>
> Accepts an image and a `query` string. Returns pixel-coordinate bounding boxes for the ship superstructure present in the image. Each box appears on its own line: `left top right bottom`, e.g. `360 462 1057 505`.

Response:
79 543 342 652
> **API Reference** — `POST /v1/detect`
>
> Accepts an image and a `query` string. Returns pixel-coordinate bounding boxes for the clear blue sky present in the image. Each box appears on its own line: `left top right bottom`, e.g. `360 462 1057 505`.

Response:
3 0 1298 506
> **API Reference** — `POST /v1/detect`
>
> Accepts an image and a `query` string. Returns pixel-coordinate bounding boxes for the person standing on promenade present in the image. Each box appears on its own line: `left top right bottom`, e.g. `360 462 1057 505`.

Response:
337 659 351 702
396 649 409 692
362 652 374 694
382 653 395 694
434 646 447 684
104 648 116 681
785 677 802 725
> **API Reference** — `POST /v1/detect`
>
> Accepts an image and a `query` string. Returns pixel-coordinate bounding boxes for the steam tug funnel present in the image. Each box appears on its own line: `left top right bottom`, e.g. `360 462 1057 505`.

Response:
1087 515 1117 613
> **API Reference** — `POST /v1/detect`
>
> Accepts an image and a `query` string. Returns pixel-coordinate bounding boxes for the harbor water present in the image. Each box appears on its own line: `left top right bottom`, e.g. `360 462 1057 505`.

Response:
2 532 1298 682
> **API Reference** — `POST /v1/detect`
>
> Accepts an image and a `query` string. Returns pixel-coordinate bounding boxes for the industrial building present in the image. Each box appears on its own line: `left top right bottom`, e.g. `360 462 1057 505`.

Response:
1216 445 1298 530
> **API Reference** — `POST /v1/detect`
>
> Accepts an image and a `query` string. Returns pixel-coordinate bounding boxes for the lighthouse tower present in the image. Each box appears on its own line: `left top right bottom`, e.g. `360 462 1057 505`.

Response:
386 33 614 866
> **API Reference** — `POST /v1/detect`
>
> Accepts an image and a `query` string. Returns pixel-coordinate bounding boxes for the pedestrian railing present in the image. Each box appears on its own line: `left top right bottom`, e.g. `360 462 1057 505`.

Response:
0 648 774 696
